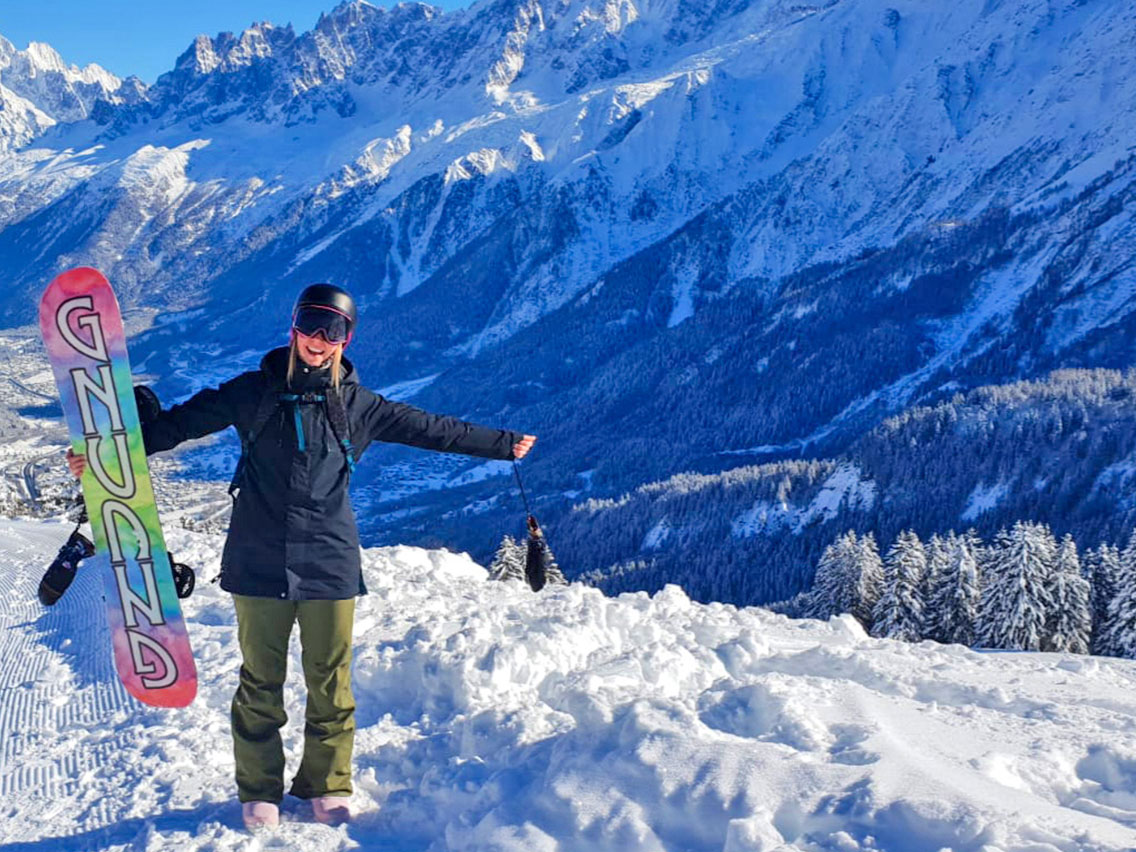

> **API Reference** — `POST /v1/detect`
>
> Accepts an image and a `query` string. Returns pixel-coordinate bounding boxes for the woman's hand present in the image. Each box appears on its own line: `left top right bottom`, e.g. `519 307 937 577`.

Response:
66 448 86 479
513 434 536 460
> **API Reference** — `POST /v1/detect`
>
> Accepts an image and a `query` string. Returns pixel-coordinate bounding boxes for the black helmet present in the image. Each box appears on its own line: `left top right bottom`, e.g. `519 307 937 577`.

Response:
293 283 357 327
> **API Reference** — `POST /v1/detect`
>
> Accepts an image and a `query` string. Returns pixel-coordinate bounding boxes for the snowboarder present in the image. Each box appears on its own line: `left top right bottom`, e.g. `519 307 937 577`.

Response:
67 283 536 829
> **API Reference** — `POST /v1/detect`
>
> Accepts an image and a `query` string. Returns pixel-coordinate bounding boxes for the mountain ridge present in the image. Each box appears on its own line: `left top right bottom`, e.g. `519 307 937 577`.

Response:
1 0 1135 602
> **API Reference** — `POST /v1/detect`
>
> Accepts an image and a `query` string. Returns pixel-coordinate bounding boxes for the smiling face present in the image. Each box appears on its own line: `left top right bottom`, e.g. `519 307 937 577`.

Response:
294 330 342 368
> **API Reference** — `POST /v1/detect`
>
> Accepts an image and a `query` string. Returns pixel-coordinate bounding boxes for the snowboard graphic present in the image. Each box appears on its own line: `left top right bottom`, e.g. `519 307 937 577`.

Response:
39 267 196 707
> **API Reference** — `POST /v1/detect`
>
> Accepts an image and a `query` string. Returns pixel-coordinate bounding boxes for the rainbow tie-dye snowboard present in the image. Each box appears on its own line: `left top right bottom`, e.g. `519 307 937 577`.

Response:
39 267 196 708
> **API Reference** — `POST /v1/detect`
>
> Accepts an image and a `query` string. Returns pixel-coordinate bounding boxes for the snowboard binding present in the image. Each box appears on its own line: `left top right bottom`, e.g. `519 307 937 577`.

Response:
37 525 96 606
38 511 196 605
170 558 195 600
39 541 196 605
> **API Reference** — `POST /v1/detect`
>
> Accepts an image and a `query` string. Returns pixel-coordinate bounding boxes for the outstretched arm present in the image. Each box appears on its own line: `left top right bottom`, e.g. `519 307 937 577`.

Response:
361 390 534 461
65 375 251 478
142 374 252 454
67 423 534 476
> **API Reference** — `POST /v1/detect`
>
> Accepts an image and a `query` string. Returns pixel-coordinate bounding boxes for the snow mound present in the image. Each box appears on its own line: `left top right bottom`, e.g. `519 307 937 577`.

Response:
1 518 1135 850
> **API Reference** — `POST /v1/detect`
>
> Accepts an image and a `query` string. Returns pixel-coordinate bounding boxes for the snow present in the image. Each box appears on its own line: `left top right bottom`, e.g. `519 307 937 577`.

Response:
667 263 697 327
118 143 206 212
375 373 440 401
444 458 513 487
961 480 1010 522
1093 459 1136 504
641 516 671 550
518 130 545 162
731 465 877 538
356 450 512 505
731 497 793 537
3 516 1136 850
797 464 877 527
722 246 1067 464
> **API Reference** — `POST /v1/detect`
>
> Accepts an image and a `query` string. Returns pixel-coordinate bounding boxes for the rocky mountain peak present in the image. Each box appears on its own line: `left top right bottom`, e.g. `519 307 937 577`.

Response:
171 23 296 78
0 36 121 89
0 35 132 148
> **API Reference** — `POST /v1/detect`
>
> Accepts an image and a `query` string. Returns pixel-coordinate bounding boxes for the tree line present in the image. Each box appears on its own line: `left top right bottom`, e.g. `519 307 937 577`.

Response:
790 522 1136 657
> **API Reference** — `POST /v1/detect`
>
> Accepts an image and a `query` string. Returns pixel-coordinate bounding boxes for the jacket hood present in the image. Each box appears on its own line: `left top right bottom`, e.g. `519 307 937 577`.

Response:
260 345 359 390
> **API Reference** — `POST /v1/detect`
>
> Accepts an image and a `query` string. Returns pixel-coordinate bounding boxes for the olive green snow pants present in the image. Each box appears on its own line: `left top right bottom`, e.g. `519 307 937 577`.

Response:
231 594 356 803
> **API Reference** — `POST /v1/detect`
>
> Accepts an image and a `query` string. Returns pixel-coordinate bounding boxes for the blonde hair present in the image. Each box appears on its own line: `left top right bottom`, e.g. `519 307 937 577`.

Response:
288 337 343 390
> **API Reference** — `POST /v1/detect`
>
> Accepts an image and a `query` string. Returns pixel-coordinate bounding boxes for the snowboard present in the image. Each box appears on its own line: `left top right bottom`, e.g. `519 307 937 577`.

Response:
39 267 196 708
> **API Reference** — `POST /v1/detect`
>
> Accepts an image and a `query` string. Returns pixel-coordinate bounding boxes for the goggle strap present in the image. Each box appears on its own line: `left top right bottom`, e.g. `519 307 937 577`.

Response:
293 304 353 322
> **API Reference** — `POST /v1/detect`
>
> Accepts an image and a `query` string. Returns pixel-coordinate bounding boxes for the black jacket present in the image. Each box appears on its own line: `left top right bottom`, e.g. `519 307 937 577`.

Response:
143 347 522 600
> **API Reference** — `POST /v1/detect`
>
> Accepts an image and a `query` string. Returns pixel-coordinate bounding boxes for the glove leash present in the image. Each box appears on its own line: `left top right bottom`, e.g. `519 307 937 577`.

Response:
512 458 543 536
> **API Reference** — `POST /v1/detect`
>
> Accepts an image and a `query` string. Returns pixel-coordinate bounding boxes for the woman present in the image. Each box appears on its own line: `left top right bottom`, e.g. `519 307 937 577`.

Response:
68 283 535 829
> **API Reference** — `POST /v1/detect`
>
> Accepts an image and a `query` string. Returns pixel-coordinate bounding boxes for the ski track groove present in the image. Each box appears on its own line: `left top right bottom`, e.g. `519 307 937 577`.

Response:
0 522 131 840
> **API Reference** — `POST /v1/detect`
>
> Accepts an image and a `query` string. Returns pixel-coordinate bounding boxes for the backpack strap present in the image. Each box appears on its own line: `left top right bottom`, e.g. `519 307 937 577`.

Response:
228 388 282 498
323 386 357 477
228 386 356 498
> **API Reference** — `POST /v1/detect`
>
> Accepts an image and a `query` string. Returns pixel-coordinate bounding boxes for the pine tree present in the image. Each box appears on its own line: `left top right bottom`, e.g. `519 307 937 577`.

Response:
927 531 982 646
1102 531 1136 658
1045 534 1091 654
541 539 568 587
872 530 926 642
1086 543 1121 655
854 532 884 627
807 531 860 621
922 534 950 610
921 533 952 642
808 530 884 630
976 521 1057 651
489 535 526 583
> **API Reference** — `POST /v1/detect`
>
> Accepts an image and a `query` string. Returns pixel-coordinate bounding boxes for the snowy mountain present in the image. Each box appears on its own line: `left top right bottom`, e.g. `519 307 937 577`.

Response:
3 516 1136 850
2 0 1136 598
0 37 141 150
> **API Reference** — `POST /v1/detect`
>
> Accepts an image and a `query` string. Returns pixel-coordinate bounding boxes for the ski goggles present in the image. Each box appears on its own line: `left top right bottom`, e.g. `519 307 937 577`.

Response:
292 305 352 344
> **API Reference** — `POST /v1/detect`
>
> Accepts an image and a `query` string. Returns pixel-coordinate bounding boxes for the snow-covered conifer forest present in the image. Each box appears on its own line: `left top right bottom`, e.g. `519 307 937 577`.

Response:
794 523 1128 656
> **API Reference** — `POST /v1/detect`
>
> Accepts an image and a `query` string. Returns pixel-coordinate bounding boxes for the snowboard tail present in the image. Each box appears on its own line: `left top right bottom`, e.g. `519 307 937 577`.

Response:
39 267 196 707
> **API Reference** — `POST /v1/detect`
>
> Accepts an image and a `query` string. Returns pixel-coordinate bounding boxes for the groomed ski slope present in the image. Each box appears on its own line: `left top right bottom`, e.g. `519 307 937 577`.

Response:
1 518 1136 852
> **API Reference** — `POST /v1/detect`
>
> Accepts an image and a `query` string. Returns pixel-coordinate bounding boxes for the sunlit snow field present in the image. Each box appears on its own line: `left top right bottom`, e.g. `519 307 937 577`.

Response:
1 519 1135 851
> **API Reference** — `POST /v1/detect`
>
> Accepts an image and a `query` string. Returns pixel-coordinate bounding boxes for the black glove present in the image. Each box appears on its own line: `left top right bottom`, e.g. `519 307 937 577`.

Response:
134 385 161 424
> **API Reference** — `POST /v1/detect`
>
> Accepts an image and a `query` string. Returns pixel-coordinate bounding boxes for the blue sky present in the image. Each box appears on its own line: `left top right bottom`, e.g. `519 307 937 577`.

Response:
0 1 474 83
